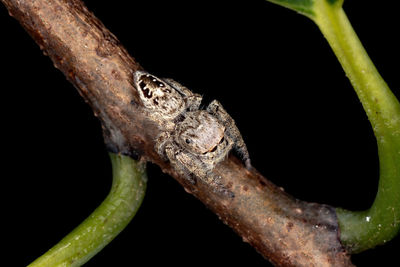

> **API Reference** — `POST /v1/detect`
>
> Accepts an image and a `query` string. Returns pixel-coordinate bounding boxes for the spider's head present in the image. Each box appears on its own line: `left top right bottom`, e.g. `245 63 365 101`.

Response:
133 71 184 119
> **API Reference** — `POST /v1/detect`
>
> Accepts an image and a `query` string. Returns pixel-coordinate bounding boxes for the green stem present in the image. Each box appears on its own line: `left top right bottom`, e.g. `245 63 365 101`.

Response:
312 1 400 253
28 153 147 266
265 0 400 253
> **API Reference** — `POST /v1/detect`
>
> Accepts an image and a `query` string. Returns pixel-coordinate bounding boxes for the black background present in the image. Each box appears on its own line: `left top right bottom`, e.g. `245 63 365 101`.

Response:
0 0 399 266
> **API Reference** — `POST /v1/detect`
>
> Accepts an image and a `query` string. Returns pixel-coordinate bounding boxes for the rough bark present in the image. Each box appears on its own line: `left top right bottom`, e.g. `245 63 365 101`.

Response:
1 0 354 266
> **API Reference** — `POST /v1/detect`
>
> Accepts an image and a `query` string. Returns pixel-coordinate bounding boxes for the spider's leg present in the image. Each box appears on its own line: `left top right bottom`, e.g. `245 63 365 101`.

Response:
165 146 234 197
177 151 235 198
206 100 251 169
155 132 171 161
163 78 202 111
165 144 196 184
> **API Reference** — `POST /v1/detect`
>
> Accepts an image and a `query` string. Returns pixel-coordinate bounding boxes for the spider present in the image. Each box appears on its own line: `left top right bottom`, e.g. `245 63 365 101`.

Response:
133 70 251 197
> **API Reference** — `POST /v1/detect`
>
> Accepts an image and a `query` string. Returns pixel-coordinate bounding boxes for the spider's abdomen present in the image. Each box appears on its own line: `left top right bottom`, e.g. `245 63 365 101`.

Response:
177 111 225 154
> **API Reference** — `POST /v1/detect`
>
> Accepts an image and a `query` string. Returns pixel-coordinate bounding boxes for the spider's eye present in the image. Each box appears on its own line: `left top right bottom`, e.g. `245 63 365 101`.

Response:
185 139 191 144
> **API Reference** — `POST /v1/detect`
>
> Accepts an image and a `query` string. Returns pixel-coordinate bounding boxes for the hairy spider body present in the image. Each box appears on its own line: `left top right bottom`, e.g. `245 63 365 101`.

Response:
133 71 250 197
172 110 235 171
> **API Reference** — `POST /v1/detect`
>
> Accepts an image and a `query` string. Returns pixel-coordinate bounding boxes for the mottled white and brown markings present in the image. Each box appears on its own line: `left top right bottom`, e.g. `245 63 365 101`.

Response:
134 71 251 197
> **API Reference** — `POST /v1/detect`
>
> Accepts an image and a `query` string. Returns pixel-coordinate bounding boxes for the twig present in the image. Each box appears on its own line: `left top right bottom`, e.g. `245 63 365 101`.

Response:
0 0 353 265
28 153 147 266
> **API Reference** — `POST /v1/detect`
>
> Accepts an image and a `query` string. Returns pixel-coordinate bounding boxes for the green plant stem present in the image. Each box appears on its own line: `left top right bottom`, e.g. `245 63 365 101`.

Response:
312 1 400 253
28 153 147 267
265 0 400 253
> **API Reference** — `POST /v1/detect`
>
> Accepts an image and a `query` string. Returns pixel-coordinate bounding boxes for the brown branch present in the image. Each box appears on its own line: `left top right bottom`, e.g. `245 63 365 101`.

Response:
1 0 354 266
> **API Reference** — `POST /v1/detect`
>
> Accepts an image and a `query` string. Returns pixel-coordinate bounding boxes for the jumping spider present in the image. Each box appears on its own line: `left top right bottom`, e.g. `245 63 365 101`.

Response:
133 71 251 197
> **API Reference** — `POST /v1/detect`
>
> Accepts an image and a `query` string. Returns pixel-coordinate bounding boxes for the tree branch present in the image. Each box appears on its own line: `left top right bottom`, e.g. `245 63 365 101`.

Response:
1 0 353 265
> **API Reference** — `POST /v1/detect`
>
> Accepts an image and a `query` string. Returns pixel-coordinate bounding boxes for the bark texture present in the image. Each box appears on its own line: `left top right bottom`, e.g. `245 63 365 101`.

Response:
1 0 354 266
